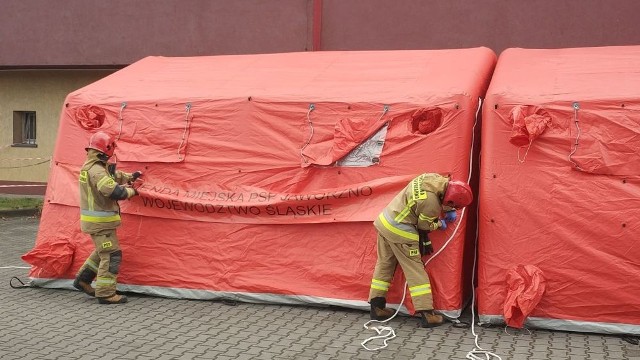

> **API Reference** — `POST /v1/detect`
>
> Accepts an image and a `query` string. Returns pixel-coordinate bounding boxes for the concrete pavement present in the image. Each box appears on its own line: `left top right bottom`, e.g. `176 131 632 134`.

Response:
1 216 638 359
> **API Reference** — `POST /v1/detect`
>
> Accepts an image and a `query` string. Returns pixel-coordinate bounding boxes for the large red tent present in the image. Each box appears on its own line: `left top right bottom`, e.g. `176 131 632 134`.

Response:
25 49 496 317
478 46 640 334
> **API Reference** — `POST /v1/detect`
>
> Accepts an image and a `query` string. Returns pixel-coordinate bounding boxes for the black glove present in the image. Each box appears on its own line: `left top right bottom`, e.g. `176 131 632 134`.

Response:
107 163 117 176
418 230 433 256
131 171 142 181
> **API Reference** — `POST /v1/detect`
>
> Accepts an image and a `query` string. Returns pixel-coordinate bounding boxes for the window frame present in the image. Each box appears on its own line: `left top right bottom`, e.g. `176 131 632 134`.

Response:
12 110 38 148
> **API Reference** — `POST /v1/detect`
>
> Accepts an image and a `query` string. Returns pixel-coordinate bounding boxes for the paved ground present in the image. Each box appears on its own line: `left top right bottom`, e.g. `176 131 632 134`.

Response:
1 216 638 360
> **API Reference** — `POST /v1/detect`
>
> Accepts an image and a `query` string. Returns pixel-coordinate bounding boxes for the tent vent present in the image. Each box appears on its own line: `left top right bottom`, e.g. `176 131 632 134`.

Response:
336 124 388 167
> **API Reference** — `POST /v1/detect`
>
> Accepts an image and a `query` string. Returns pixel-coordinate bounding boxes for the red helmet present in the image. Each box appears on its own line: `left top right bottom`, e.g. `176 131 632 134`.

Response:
86 131 116 157
443 180 473 208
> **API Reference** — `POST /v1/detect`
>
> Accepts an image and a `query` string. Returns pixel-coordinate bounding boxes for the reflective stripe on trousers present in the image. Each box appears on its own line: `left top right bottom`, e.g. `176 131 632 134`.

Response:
378 210 418 241
370 278 390 292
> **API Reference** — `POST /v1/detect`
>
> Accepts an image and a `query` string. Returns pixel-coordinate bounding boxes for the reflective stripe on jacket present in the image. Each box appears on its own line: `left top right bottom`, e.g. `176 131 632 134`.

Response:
373 173 449 243
79 150 128 233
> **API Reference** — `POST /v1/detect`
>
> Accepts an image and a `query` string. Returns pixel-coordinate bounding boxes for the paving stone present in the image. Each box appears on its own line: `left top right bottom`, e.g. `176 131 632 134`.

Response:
0 216 638 360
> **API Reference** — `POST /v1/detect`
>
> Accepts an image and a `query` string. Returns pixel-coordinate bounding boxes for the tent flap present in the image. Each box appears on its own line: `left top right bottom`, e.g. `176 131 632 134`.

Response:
21 239 76 278
509 105 551 146
503 265 546 329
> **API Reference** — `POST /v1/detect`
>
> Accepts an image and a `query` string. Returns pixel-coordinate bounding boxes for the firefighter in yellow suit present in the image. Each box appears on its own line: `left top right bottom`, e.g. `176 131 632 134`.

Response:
368 173 473 327
73 131 142 304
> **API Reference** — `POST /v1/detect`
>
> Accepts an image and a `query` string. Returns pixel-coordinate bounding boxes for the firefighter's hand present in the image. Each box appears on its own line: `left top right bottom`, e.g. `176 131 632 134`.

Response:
132 171 142 181
131 179 144 194
124 186 137 198
444 210 457 223
438 219 447 231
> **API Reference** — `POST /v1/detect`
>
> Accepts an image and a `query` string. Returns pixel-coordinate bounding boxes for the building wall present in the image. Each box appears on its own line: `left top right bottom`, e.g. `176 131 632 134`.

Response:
321 0 640 53
0 70 114 182
1 0 639 67
1 0 640 185
0 0 312 67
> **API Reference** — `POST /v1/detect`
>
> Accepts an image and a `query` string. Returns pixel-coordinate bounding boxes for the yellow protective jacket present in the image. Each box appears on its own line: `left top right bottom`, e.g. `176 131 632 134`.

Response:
79 149 136 234
373 173 451 243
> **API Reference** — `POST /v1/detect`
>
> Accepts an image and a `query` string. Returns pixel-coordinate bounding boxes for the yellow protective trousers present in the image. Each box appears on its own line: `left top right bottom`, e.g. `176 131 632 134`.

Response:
76 229 122 298
368 233 434 311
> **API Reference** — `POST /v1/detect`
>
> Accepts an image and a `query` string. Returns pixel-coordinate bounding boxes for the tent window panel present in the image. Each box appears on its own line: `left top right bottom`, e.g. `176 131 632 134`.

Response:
12 111 37 147
336 124 388 167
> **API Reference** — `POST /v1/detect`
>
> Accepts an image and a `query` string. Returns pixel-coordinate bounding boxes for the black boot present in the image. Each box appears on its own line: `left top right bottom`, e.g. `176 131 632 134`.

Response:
73 268 96 297
98 294 128 304
370 297 395 320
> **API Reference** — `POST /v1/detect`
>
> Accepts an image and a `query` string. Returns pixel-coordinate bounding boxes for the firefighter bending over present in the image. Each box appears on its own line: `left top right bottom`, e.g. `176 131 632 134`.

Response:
368 173 473 327
73 131 142 304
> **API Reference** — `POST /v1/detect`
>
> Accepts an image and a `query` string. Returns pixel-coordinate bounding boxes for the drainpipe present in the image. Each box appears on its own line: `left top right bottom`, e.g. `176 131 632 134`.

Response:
312 0 323 51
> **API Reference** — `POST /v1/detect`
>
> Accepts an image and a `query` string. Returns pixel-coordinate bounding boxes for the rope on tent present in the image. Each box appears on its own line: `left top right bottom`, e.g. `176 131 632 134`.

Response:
361 208 468 351
517 139 534 163
177 103 192 161
361 98 474 351
300 104 389 165
465 200 501 360
361 98 502 359
568 101 582 170
300 103 316 164
463 97 501 360
116 102 127 141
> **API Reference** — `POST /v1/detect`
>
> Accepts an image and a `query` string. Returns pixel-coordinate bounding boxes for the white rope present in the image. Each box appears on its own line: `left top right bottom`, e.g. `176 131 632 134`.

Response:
361 99 503 358
177 103 192 160
517 140 533 163
361 287 402 351
300 104 316 164
464 97 501 360
362 99 490 352
568 102 582 170
116 102 127 141
301 104 389 164
465 220 501 360
0 266 31 269
465 196 501 360
362 208 469 351
504 326 532 336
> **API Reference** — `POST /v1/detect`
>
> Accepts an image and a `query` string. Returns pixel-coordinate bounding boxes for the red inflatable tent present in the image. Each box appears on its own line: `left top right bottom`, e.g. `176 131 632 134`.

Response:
478 46 640 334
26 49 496 318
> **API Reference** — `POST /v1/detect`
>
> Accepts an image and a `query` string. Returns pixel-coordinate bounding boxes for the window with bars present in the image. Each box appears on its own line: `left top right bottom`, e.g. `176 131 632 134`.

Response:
12 111 37 146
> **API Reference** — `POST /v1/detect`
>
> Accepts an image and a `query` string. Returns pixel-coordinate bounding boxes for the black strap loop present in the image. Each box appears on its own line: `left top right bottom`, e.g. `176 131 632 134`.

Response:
10 276 30 289
222 299 238 306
